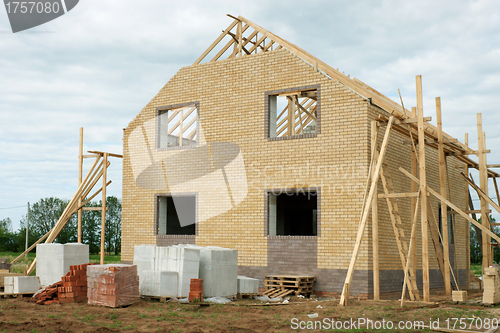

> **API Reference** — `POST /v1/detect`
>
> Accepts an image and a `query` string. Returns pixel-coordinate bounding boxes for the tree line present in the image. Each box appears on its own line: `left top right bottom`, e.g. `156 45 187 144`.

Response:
0 196 121 255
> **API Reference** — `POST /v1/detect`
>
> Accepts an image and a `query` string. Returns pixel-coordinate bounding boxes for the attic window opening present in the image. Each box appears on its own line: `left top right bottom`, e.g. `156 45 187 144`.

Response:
268 190 318 236
159 104 198 148
268 88 318 139
157 195 196 235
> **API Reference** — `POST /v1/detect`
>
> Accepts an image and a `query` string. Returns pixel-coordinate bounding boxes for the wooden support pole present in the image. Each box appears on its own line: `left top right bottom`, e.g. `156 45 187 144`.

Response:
78 127 83 243
401 191 420 307
400 167 500 244
100 153 108 265
339 116 394 306
477 114 490 271
410 107 418 283
465 133 470 290
416 75 430 302
436 97 451 295
371 120 380 301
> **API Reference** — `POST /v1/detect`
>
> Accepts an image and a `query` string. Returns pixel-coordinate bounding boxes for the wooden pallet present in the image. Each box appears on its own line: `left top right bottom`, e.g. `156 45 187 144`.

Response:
264 275 315 297
237 293 260 299
0 292 34 299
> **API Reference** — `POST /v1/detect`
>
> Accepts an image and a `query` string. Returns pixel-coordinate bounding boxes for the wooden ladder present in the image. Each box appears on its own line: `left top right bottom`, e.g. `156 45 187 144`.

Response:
380 163 420 301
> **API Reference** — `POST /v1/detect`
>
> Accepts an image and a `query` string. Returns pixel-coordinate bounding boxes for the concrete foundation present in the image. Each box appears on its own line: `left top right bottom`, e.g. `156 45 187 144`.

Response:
36 243 89 287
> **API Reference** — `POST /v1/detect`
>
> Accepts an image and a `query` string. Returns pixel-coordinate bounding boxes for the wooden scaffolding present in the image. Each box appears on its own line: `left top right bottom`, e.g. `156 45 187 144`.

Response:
11 128 122 274
339 76 500 306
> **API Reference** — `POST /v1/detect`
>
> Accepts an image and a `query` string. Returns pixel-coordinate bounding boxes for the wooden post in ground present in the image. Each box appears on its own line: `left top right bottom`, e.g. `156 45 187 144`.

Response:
100 153 108 265
465 133 470 290
78 127 83 243
371 120 380 300
410 107 418 283
436 97 451 295
477 114 490 272
339 116 394 306
416 75 430 302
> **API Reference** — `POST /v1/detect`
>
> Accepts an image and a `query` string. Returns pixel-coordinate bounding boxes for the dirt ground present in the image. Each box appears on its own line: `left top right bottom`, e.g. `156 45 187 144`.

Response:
0 291 499 333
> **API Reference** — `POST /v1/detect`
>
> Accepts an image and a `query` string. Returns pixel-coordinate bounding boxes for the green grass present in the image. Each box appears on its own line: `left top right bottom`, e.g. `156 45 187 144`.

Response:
471 263 482 276
89 254 121 263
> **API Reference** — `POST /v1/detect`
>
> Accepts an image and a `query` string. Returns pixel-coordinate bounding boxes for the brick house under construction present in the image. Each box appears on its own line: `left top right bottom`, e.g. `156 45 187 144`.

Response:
121 15 497 299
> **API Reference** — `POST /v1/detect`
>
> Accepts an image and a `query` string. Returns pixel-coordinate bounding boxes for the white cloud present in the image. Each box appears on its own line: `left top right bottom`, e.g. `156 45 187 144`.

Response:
1 0 499 229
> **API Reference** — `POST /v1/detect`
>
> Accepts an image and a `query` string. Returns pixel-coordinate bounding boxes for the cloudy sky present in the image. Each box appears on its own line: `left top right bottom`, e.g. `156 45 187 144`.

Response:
1 0 499 231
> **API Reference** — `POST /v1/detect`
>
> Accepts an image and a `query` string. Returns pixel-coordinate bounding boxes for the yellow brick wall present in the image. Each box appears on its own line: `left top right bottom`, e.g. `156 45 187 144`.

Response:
122 49 467 279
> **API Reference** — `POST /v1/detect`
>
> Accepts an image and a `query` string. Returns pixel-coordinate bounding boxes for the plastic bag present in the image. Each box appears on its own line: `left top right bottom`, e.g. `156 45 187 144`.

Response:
205 296 232 304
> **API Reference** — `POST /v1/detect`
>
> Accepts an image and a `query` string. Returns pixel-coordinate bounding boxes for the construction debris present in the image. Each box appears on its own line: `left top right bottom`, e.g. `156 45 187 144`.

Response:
33 281 62 305
87 264 140 308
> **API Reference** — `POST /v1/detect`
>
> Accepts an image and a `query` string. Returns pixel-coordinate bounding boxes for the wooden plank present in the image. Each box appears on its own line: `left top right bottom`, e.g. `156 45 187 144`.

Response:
339 116 394 306
401 191 420 307
82 207 107 211
78 127 83 243
399 167 500 244
410 106 418 286
464 133 471 290
461 173 500 218
394 116 432 125
477 114 490 270
436 97 451 296
493 177 500 207
371 121 380 301
194 19 239 64
427 200 446 286
378 192 419 199
416 75 430 302
101 153 108 265
87 151 123 159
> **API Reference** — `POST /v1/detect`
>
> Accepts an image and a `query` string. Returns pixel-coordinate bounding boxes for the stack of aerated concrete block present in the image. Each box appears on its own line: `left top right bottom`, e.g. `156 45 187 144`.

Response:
58 264 93 303
4 276 40 294
483 267 500 305
87 264 140 308
134 244 200 298
36 243 89 287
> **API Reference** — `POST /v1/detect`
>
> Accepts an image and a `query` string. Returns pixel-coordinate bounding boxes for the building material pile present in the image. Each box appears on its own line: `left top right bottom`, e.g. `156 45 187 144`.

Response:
189 278 203 301
0 270 22 289
33 281 62 305
134 244 238 298
264 275 315 297
36 243 89 287
87 264 140 308
58 264 93 303
483 267 500 305
4 276 40 294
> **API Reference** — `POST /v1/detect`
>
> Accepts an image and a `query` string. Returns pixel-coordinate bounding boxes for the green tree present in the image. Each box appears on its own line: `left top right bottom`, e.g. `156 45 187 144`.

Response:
471 215 500 264
0 218 16 251
103 196 121 255
20 197 77 245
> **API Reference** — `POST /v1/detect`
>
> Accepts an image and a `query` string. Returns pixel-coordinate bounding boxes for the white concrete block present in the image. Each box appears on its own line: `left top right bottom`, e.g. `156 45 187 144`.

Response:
6 276 41 294
140 270 178 297
237 276 259 294
198 247 237 297
155 246 169 271
36 243 89 287
4 277 14 294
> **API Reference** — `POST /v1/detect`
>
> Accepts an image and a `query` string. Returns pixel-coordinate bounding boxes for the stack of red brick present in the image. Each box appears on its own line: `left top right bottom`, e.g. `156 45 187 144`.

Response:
34 281 62 305
189 278 203 301
58 264 94 303
87 264 140 308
